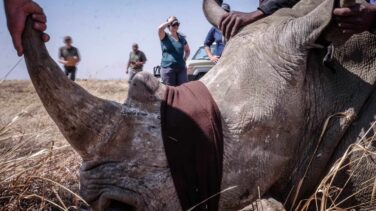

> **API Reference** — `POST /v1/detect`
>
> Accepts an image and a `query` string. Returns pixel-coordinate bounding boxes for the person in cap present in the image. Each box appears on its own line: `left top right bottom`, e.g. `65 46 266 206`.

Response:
158 16 191 86
59 36 80 81
204 3 231 64
126 43 147 82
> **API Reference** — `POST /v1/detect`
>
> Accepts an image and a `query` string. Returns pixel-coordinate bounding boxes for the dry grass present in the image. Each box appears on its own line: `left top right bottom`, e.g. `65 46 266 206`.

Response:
295 121 376 210
1 80 375 210
0 80 128 210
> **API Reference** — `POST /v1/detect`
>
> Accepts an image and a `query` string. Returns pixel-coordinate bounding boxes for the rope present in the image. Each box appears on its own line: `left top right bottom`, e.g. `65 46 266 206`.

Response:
0 58 23 84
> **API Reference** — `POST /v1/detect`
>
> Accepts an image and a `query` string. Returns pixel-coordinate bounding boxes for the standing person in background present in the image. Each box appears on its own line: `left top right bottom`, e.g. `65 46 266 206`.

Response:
204 3 231 64
4 0 376 58
59 36 80 81
126 43 147 82
158 16 190 86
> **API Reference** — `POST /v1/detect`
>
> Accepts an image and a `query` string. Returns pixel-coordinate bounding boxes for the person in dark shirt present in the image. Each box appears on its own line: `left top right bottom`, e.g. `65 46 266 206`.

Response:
59 36 81 81
204 3 231 63
3 0 376 57
219 0 376 40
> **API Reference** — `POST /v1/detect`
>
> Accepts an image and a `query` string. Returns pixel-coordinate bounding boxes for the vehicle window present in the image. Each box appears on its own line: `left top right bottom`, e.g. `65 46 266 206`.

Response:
192 44 216 60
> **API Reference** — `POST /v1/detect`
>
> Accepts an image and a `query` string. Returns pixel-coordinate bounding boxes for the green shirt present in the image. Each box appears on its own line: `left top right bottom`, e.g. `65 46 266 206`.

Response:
59 46 80 67
129 51 147 71
160 34 187 68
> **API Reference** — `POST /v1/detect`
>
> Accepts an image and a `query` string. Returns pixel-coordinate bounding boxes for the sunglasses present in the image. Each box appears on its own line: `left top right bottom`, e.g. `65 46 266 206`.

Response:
171 23 180 27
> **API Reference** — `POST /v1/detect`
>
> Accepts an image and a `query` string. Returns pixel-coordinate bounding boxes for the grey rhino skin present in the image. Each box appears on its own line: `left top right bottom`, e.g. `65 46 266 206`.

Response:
21 0 376 210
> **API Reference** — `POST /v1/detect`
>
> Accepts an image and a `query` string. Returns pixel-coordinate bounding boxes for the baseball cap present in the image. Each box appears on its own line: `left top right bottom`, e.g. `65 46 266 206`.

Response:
171 19 180 26
222 3 231 12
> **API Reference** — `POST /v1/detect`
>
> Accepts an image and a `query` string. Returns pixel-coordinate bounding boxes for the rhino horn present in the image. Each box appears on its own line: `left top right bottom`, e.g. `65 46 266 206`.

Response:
203 0 227 28
22 18 120 158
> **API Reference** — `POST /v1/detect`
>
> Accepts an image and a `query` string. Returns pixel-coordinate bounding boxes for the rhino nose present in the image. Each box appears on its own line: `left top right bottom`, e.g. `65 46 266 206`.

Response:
105 200 137 211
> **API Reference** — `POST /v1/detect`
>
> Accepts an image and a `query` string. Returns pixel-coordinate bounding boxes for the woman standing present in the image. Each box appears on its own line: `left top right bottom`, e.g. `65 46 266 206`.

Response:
158 16 190 86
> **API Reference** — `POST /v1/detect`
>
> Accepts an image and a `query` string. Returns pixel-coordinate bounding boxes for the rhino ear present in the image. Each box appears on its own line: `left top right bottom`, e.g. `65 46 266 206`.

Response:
287 0 338 48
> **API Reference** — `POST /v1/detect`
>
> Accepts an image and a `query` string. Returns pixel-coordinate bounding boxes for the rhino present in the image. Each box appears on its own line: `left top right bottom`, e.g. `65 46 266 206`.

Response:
21 0 376 210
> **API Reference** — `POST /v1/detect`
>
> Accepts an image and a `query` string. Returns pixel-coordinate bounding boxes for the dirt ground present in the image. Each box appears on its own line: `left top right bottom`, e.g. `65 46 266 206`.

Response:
0 80 128 210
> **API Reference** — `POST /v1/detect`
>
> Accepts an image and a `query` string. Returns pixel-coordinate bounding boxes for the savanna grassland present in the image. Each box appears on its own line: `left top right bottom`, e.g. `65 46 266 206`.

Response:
0 80 375 210
0 80 128 210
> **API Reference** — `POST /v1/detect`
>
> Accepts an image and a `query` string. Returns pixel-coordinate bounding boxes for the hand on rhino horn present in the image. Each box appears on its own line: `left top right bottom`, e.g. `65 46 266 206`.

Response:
333 2 376 35
4 0 50 56
219 10 265 40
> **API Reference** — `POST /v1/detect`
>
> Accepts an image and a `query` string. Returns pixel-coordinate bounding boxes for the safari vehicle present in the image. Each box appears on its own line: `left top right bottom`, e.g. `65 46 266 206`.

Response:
186 44 216 81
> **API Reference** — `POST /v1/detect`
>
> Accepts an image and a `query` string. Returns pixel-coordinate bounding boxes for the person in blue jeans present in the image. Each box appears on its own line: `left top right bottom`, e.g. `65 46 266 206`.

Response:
158 16 191 86
3 0 376 58
204 3 231 64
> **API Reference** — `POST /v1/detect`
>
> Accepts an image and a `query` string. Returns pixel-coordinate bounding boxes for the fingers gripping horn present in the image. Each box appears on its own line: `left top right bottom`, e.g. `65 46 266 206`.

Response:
203 0 228 27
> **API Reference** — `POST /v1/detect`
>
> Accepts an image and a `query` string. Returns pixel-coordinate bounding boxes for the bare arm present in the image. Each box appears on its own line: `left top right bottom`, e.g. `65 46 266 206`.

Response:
158 17 176 40
126 53 131 73
58 57 67 65
183 44 190 61
58 48 67 65
75 49 81 63
4 0 49 56
158 22 169 40
205 46 219 63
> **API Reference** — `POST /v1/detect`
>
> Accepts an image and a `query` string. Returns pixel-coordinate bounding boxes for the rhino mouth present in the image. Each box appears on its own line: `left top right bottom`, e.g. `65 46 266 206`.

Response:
105 200 136 211
92 190 144 211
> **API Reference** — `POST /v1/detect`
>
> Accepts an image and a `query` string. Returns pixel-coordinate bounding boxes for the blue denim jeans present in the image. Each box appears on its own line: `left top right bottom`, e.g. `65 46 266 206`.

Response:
161 66 188 86
64 66 77 81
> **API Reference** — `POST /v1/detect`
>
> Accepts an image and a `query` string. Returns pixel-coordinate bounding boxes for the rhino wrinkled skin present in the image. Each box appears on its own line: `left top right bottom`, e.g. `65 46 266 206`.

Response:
22 0 376 210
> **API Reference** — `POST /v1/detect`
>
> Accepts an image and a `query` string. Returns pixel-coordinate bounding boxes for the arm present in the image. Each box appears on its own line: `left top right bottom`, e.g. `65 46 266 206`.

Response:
58 48 67 65
333 2 376 35
158 17 176 40
126 53 131 74
204 28 219 63
158 22 169 40
258 0 300 16
220 0 300 40
183 44 190 61
135 52 147 67
75 48 81 63
4 0 49 56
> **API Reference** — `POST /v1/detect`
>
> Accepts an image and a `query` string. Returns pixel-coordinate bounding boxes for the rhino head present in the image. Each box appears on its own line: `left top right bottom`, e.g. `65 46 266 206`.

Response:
22 17 179 210
22 0 376 210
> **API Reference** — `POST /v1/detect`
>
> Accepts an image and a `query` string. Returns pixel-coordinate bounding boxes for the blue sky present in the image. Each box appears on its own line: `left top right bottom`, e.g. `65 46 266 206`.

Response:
0 0 258 80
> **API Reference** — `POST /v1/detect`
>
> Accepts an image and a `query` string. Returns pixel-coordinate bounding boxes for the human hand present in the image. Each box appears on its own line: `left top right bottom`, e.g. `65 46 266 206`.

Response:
220 10 265 40
5 0 50 56
60 60 68 65
333 3 376 35
209 55 220 63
